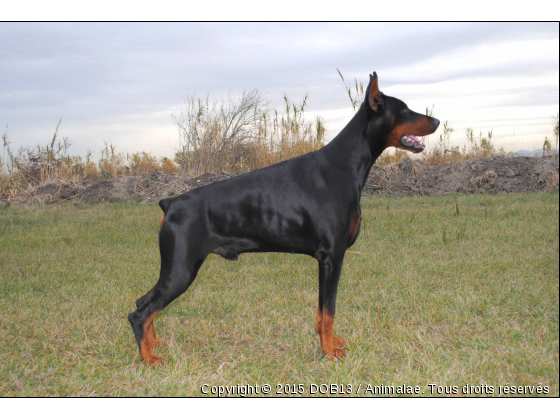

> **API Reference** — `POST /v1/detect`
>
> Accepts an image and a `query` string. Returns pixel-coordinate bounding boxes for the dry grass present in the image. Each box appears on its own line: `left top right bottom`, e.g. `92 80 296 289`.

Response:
536 171 560 191
0 192 557 396
172 91 325 175
1 127 179 200
2 79 557 201
1 90 323 200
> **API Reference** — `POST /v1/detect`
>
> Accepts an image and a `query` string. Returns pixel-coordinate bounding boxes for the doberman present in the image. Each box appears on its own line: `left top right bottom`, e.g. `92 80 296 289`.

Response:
128 72 440 364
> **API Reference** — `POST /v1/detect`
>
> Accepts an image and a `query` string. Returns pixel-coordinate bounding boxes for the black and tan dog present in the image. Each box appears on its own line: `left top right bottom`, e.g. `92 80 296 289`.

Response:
129 72 440 364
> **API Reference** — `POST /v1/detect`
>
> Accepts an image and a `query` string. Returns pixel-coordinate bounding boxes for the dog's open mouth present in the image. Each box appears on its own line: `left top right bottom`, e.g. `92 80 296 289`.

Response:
400 134 425 153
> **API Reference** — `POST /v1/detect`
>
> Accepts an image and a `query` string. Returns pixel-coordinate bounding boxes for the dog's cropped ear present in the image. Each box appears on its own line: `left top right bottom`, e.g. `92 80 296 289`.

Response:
368 72 382 112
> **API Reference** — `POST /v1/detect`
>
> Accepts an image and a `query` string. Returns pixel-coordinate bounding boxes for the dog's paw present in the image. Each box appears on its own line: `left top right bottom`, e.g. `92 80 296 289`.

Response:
143 355 164 366
332 336 346 349
325 347 347 361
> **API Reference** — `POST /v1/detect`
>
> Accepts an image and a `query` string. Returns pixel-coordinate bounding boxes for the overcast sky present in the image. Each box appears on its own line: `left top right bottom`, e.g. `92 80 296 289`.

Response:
1 22 558 160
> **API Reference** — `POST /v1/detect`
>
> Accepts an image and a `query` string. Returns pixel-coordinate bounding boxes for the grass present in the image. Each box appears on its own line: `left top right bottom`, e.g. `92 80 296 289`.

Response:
0 193 558 396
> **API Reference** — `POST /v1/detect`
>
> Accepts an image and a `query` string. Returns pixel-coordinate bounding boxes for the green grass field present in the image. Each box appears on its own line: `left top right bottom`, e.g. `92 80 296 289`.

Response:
0 193 558 397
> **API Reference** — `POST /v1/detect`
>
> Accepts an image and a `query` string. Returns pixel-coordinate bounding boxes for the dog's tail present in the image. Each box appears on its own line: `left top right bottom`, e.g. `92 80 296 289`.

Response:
158 198 172 229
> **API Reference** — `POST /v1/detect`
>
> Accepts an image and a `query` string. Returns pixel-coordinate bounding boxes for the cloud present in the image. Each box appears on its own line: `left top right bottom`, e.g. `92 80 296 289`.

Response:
0 22 558 157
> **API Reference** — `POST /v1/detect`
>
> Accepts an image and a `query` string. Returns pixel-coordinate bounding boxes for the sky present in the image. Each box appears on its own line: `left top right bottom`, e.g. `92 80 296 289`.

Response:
1 22 558 161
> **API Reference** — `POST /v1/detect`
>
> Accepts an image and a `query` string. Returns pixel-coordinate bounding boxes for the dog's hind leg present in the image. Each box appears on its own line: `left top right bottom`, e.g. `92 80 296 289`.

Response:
133 287 162 347
129 224 207 365
128 262 204 364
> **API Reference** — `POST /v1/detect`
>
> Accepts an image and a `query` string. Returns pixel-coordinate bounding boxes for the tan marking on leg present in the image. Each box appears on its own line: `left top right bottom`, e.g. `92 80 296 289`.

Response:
319 310 346 361
349 213 361 238
140 310 163 365
212 246 226 255
159 210 165 229
146 318 160 347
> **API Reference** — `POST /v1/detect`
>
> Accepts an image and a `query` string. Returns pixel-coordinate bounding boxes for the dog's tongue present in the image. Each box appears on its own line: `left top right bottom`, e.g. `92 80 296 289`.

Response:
406 135 425 148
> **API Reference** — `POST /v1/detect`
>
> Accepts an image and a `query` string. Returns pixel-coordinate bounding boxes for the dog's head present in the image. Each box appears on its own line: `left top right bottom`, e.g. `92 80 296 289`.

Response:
364 72 440 153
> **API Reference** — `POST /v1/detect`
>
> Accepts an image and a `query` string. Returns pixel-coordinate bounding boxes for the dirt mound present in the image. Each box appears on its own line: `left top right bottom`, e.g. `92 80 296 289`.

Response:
11 171 241 205
365 155 559 197
9 155 558 205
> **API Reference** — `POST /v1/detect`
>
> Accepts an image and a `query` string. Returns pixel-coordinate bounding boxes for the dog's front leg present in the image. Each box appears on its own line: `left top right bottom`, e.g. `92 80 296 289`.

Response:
316 252 347 361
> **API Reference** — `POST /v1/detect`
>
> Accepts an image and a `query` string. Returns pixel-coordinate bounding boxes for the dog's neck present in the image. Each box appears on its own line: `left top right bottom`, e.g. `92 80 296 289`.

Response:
323 103 387 192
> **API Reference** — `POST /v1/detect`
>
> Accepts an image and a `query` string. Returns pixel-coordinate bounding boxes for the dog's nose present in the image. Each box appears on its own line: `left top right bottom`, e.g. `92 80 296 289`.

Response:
433 118 440 128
